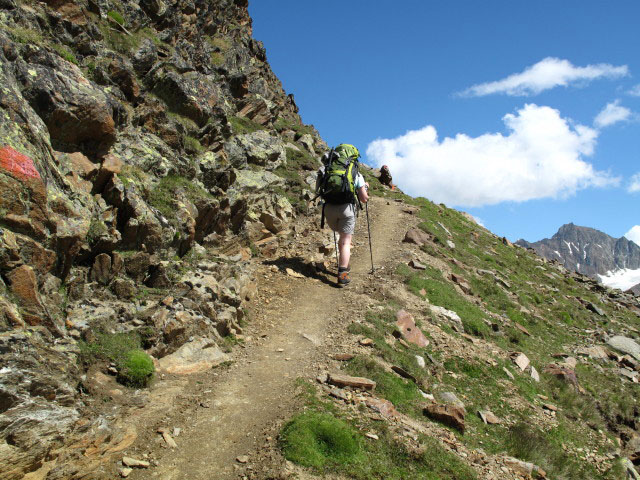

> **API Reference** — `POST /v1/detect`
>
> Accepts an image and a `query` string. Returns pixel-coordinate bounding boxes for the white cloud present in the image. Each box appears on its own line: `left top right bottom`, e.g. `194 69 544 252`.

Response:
628 173 640 193
366 104 620 207
458 57 629 97
625 226 640 246
594 100 631 128
629 84 640 96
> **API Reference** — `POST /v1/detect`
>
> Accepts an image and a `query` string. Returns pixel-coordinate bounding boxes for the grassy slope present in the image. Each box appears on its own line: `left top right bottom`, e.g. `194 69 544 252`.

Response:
282 175 636 479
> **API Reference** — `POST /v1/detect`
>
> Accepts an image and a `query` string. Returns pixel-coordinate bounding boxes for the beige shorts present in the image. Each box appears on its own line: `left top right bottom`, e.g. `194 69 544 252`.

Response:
324 203 356 234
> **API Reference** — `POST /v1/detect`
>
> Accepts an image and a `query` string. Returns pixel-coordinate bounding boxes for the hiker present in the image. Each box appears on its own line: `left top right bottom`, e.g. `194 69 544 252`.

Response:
316 144 369 287
379 164 394 189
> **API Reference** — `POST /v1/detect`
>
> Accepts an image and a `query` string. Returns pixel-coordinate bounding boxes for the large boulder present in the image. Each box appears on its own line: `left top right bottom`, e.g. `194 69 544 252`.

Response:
225 130 286 170
16 48 118 156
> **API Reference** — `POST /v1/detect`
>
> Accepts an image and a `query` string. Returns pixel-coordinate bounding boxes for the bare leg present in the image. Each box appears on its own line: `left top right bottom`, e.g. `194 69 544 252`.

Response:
338 233 352 269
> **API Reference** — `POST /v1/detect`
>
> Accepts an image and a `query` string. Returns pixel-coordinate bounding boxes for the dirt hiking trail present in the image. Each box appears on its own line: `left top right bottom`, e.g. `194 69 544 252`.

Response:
125 197 414 479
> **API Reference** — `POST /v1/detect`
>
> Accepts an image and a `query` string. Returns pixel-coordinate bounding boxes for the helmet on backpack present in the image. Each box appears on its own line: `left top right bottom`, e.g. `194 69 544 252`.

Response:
335 144 360 160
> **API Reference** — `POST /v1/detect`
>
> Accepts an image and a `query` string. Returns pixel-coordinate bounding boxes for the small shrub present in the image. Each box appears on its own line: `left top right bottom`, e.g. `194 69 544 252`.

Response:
118 350 154 387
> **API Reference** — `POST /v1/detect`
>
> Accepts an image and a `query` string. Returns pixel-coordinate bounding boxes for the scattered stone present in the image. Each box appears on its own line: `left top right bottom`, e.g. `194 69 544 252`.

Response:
478 410 501 424
408 260 427 270
122 457 150 468
607 336 640 362
503 367 515 380
333 353 355 361
503 456 545 477
158 428 178 448
530 366 540 382
329 388 351 402
236 455 249 464
285 268 304 278
359 338 375 346
429 305 464 332
586 302 605 316
576 345 609 360
327 373 376 391
437 392 466 412
365 397 398 418
511 352 530 371
365 432 379 440
514 322 531 336
391 365 417 383
543 404 558 412
403 228 432 246
395 310 429 347
158 338 229 375
119 467 133 478
316 373 329 384
423 403 465 433
446 240 456 249
302 333 321 345
544 364 579 388
415 355 426 368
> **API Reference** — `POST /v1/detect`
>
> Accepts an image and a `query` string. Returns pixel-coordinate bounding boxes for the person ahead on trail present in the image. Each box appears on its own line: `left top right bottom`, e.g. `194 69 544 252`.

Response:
379 165 394 189
316 144 369 287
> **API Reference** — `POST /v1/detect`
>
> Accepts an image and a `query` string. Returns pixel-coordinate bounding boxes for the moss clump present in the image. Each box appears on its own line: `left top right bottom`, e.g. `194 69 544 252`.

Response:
281 412 362 468
119 350 154 387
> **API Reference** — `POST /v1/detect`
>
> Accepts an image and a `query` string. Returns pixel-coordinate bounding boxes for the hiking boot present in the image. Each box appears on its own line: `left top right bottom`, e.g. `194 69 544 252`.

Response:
337 269 351 287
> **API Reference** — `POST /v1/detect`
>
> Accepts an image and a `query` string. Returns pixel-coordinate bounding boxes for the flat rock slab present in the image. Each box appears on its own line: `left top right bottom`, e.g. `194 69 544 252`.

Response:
395 310 429 348
327 373 376 391
423 403 465 433
478 409 501 424
607 336 640 362
511 352 530 371
158 338 229 375
365 397 398 418
403 228 432 246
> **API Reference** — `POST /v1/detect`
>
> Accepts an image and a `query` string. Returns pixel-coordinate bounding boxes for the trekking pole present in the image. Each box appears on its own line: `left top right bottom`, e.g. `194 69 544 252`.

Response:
365 202 374 273
333 230 339 273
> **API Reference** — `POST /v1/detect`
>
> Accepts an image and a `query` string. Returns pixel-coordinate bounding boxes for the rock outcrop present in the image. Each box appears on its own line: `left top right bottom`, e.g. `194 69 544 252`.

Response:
0 0 323 477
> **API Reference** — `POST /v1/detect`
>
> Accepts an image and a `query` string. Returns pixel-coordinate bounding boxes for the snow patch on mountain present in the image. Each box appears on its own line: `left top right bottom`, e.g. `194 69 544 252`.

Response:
599 268 640 291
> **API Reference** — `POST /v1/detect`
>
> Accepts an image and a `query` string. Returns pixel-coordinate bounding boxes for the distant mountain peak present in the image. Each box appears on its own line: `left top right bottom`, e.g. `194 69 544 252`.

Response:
516 224 640 290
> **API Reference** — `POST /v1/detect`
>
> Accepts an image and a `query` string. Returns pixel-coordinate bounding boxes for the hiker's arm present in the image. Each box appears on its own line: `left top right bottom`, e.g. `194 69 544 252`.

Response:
357 183 369 203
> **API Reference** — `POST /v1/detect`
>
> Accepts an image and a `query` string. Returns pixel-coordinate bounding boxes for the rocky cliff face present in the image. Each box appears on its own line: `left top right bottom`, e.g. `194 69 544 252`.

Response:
516 223 640 281
0 1 325 477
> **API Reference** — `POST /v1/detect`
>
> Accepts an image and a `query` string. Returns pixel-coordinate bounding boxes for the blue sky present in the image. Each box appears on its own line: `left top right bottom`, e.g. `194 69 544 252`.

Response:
249 1 639 243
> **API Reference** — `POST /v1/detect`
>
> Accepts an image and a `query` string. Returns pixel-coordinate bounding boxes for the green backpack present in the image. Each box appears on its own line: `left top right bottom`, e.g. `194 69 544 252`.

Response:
318 144 361 206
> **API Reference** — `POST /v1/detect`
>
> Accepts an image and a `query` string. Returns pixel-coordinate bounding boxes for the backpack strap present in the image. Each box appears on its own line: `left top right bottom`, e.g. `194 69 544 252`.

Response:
320 203 326 229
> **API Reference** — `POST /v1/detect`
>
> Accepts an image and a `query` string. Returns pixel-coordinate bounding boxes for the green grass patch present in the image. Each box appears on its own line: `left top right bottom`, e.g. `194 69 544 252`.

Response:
6 26 43 44
107 10 125 26
228 115 266 135
273 117 316 138
281 391 477 479
147 175 213 226
183 135 204 154
210 51 224 66
79 331 154 388
398 263 490 338
281 412 362 468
